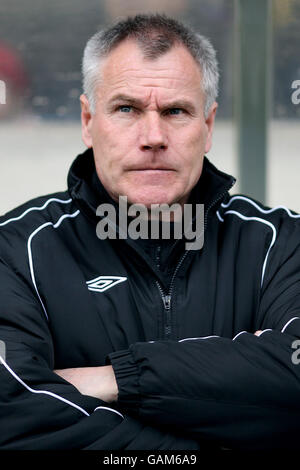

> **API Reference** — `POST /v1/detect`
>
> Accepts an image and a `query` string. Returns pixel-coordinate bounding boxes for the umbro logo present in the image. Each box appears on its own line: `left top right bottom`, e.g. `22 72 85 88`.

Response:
86 275 127 293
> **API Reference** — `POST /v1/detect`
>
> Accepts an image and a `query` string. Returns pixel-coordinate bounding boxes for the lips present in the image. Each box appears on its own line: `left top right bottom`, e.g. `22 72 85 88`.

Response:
128 168 175 171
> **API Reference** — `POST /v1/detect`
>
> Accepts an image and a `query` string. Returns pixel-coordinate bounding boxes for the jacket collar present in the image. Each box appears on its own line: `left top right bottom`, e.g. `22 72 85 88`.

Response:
68 147 236 224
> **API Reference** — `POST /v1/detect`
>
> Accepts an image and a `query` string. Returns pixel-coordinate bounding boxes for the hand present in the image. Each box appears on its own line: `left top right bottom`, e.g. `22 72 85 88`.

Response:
54 365 118 403
254 330 262 336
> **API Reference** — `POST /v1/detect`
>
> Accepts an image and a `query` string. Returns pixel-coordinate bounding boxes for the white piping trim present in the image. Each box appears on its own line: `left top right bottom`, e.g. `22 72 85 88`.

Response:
216 211 224 222
256 329 272 336
0 199 124 423
232 331 248 341
179 335 220 342
27 210 80 321
0 198 72 227
218 210 277 288
0 353 90 417
94 406 124 419
281 317 300 333
221 196 300 218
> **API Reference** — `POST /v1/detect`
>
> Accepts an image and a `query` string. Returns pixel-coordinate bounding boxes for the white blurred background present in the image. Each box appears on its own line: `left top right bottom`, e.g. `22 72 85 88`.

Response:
0 0 299 215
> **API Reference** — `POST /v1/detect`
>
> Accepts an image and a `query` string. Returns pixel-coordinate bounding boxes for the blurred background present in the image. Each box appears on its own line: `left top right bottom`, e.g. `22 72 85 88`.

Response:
0 0 299 214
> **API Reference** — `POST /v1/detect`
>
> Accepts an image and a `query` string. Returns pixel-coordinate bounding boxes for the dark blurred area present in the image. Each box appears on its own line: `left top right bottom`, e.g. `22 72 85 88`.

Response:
273 0 300 118
0 0 299 121
0 0 234 120
0 0 299 215
0 43 29 118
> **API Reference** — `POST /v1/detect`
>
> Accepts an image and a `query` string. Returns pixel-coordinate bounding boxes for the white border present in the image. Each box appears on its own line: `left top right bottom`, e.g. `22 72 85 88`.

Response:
221 196 300 218
94 406 124 419
27 210 80 321
0 197 72 227
281 317 300 333
216 209 276 287
0 353 90 416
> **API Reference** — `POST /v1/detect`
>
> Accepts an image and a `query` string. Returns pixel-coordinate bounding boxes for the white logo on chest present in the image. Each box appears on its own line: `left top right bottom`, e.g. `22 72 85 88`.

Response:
86 275 127 293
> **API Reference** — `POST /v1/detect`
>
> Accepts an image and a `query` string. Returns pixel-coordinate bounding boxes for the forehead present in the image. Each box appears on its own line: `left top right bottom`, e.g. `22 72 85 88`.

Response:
98 39 203 100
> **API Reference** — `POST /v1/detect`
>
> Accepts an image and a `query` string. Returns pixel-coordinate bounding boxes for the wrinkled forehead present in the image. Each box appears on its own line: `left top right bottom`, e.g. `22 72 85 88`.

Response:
97 39 203 97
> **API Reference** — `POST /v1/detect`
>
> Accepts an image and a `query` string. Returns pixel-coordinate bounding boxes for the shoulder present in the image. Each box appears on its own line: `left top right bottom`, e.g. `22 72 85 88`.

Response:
217 194 300 288
0 191 79 251
218 193 300 232
217 194 300 271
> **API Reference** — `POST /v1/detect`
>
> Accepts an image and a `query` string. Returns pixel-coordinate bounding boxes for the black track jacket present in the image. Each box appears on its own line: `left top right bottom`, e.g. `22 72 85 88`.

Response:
0 148 299 450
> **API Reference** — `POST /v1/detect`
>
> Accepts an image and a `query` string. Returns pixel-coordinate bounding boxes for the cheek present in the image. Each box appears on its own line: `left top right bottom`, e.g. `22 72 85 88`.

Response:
175 122 206 146
175 129 206 186
93 131 139 191
175 127 206 163
92 126 120 170
93 118 137 155
92 120 114 149
189 125 207 147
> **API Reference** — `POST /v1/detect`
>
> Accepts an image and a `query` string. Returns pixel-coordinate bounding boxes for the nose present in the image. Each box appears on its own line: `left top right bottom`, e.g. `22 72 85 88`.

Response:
139 112 168 151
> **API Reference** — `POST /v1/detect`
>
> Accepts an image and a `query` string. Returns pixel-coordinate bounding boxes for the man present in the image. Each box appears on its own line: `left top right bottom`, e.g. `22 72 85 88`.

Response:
0 14 299 450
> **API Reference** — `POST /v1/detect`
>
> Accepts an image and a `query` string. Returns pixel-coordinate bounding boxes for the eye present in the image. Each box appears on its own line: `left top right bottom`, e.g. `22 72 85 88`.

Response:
117 105 133 113
166 108 185 115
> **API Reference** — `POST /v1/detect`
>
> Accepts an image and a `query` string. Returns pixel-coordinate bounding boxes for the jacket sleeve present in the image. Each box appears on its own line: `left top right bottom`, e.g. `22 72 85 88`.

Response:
108 221 300 450
0 258 201 450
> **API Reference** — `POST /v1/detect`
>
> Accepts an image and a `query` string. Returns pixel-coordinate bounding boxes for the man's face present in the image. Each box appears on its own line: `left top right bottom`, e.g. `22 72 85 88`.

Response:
81 39 217 207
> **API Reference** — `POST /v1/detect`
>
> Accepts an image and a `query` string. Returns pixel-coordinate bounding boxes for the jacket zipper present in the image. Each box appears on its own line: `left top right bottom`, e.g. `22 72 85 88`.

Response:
156 250 188 339
203 183 235 231
155 178 235 340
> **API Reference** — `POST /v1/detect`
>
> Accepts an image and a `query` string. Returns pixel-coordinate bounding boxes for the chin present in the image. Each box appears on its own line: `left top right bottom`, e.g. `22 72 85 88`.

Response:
126 191 177 208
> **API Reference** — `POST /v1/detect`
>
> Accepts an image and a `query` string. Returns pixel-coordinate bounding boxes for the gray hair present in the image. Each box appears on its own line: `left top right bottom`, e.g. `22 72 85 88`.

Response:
82 14 219 117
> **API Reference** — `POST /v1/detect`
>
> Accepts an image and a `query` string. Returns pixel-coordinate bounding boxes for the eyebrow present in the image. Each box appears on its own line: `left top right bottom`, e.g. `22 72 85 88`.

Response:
108 94 144 107
108 94 197 113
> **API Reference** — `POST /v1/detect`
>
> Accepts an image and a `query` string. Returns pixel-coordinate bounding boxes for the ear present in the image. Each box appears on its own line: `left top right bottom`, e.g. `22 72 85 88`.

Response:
204 101 218 154
80 94 93 148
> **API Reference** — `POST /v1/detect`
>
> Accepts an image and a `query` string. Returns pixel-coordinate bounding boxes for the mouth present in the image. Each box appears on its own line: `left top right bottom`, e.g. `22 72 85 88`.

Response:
128 168 175 172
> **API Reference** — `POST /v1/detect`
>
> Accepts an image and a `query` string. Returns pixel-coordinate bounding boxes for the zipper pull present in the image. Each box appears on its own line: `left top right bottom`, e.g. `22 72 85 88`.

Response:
163 295 171 338
163 295 171 310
